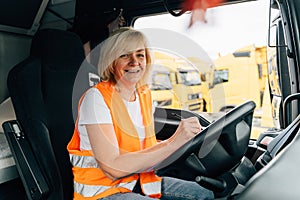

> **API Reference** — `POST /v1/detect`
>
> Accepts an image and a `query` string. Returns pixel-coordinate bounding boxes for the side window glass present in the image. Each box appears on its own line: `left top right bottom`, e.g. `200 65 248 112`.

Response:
213 69 229 85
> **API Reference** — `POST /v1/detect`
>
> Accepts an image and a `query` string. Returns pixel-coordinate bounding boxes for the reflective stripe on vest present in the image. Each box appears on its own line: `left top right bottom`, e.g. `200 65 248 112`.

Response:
69 154 99 168
74 180 137 198
142 180 162 196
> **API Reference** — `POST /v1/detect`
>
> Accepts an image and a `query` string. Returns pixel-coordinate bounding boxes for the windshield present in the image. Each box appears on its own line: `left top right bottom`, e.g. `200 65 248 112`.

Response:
179 71 201 86
213 69 229 85
134 0 275 139
150 72 172 90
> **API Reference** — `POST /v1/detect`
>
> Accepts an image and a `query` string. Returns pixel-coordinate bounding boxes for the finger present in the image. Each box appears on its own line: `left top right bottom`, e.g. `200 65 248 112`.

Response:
182 118 199 126
193 127 201 134
181 118 201 130
185 116 198 122
189 120 201 129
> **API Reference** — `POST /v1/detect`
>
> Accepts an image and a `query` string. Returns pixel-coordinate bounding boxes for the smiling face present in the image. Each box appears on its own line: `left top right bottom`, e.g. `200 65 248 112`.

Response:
98 28 152 87
114 48 146 87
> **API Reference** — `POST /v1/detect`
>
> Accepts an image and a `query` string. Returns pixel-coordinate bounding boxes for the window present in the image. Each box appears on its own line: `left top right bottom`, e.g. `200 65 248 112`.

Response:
179 70 201 86
151 71 172 90
213 69 229 85
134 0 273 138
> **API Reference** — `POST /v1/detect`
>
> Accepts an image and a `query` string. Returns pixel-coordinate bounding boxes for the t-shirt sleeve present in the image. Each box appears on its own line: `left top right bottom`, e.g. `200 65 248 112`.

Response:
78 88 112 125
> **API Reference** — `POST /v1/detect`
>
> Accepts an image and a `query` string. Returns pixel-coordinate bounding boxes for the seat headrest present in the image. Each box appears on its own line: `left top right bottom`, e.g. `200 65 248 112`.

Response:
30 29 85 71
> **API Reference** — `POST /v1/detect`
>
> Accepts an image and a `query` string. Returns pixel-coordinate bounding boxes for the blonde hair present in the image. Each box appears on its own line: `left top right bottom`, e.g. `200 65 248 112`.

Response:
98 27 153 88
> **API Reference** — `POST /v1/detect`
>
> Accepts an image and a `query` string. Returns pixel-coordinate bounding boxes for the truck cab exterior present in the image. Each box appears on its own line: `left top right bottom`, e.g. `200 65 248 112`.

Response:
150 64 181 109
154 51 204 112
211 45 267 112
209 45 273 138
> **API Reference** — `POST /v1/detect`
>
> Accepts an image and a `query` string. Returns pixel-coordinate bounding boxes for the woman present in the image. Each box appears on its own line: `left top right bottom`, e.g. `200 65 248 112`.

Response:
68 27 214 200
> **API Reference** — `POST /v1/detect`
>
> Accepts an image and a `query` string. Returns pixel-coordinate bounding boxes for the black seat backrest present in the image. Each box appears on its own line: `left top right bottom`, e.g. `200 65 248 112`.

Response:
7 28 87 200
72 59 100 121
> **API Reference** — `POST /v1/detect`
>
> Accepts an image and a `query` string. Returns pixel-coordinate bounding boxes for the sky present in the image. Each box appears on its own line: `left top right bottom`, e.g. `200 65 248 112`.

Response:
134 0 269 60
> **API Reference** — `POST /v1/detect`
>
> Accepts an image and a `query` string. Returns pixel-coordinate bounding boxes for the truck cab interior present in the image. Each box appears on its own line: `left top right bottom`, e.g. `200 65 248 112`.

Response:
1 0 300 199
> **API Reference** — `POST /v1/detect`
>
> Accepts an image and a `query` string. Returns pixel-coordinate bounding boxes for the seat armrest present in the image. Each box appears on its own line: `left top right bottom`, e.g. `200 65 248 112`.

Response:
256 129 281 149
2 120 49 200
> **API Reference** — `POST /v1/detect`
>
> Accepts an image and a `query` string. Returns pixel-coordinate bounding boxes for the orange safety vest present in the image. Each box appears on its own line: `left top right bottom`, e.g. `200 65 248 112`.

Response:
67 82 162 199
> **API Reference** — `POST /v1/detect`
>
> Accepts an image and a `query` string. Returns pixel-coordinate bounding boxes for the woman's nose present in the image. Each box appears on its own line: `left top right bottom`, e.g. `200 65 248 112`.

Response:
129 55 139 66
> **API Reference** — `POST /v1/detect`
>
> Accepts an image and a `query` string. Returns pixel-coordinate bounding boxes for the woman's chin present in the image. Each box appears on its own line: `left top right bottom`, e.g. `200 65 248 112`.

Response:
118 77 140 85
122 73 143 83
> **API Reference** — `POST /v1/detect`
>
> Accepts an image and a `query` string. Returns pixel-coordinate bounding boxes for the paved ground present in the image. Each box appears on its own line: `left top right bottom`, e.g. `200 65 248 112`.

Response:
0 98 16 169
0 133 15 169
0 133 11 160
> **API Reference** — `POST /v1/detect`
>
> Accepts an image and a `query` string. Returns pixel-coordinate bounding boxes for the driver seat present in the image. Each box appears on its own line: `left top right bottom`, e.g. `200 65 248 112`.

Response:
3 29 99 200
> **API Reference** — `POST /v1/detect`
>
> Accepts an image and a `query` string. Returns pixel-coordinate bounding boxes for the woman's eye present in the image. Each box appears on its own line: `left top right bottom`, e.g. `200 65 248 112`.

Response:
120 54 129 58
137 54 145 58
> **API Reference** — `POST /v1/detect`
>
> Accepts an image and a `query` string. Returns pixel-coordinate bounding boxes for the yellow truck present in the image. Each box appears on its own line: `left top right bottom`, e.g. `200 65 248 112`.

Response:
150 64 181 109
154 51 204 112
210 45 267 111
187 57 215 112
210 45 273 138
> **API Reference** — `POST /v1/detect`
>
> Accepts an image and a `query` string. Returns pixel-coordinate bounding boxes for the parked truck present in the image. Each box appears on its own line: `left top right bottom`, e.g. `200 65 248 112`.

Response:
150 64 181 109
154 51 204 112
210 45 273 138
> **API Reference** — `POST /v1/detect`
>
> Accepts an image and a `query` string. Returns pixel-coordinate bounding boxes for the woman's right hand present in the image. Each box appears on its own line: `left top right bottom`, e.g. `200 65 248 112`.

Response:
171 117 202 146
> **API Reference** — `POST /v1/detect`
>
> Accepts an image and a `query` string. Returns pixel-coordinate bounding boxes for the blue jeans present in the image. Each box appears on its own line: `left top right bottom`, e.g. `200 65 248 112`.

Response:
99 177 214 200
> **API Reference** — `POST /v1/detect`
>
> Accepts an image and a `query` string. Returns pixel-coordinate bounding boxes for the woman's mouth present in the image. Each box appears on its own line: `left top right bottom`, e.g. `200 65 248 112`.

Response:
124 68 141 73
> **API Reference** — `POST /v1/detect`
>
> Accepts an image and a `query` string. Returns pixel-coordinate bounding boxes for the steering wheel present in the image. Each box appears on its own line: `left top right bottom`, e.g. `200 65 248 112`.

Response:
153 100 256 181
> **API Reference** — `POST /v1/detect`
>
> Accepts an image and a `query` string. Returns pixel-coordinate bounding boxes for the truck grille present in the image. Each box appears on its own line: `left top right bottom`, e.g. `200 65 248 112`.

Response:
188 102 201 111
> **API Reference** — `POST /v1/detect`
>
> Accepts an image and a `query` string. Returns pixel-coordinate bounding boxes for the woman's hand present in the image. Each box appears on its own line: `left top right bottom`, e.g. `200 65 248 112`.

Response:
171 117 202 146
